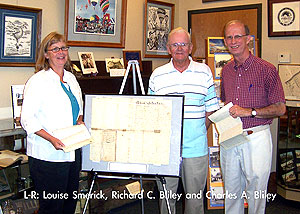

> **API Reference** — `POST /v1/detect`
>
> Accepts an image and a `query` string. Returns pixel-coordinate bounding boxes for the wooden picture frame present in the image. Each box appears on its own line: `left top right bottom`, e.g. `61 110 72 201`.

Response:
144 0 174 58
122 50 142 71
64 0 127 48
0 4 42 67
268 0 300 37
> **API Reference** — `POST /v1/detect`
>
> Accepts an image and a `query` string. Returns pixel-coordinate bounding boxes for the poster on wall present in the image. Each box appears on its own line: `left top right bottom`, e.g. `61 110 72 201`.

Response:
278 64 300 100
268 0 300 36
144 0 174 58
74 0 116 36
64 0 127 48
0 4 42 67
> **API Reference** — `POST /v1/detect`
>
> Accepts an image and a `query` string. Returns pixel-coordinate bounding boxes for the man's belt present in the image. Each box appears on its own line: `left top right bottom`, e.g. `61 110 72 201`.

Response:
243 125 270 136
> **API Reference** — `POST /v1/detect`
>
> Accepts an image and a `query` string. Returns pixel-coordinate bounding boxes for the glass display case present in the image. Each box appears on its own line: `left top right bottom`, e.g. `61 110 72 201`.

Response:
277 104 300 201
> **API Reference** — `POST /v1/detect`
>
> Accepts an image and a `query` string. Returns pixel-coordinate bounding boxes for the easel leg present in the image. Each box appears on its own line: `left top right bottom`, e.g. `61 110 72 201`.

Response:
83 171 97 214
132 64 137 94
135 63 145 95
159 176 172 214
119 63 131 94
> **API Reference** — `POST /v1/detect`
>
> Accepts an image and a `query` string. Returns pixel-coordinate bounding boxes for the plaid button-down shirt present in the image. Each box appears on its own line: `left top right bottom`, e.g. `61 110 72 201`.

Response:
221 54 285 129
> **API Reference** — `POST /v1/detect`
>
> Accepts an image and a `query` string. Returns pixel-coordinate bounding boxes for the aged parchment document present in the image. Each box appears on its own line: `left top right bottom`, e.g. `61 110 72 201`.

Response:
52 124 94 153
90 97 172 165
208 102 247 149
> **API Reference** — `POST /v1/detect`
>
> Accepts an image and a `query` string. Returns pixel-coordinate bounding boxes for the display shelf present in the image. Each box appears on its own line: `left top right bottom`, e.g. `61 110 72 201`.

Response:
72 60 152 96
277 184 300 202
277 105 300 202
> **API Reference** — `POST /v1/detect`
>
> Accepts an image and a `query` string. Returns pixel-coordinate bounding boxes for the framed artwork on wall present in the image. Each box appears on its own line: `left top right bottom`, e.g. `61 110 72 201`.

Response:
268 0 300 37
64 0 127 48
0 4 42 67
278 64 300 100
144 0 174 58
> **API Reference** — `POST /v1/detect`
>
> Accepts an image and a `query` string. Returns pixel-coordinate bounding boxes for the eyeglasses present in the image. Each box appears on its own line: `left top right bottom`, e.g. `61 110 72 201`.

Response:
225 34 248 41
47 46 69 53
169 42 190 49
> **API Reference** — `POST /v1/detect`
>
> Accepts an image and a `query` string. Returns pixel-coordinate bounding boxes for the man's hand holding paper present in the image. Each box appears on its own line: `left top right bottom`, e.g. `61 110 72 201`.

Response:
208 102 247 149
229 104 252 118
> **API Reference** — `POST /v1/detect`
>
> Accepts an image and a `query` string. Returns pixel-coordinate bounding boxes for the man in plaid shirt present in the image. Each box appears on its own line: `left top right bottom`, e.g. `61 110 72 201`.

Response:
220 20 286 214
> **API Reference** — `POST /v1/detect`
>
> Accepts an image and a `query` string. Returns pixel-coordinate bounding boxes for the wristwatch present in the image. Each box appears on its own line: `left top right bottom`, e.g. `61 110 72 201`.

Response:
251 108 257 118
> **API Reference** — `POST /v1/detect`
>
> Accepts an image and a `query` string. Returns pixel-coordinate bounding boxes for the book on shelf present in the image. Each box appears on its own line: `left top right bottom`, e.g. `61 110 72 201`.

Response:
0 150 28 168
52 124 94 153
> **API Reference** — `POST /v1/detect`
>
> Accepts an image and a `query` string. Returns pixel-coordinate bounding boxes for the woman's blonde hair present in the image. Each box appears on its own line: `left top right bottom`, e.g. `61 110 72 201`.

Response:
35 32 72 73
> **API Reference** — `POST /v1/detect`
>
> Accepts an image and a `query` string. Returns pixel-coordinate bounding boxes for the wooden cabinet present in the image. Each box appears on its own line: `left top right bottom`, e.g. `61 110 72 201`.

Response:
72 61 152 95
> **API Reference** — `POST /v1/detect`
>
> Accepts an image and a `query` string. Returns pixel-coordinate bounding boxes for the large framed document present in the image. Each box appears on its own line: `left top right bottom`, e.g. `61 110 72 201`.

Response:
82 94 184 176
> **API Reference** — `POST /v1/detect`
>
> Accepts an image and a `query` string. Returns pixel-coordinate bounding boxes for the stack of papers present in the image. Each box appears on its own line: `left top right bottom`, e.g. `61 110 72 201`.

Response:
53 124 94 152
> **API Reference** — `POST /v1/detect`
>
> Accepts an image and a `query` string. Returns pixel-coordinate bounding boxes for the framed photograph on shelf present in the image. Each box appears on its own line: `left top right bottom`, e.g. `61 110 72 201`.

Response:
11 84 25 128
278 64 300 100
122 50 142 70
0 4 42 67
64 0 127 48
282 170 296 183
207 146 224 209
144 0 174 58
105 58 126 76
207 37 229 58
78 52 98 74
268 0 300 37
214 53 232 80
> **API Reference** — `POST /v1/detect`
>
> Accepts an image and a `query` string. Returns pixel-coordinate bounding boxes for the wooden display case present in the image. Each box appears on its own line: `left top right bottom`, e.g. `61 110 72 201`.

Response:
277 105 300 201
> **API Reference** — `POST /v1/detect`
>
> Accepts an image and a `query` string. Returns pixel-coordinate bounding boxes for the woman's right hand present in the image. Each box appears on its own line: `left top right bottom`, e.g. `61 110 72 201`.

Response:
50 137 65 150
35 129 65 150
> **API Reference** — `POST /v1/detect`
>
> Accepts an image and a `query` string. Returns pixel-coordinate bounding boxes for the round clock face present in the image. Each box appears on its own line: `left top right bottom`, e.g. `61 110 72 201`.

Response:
277 7 295 26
